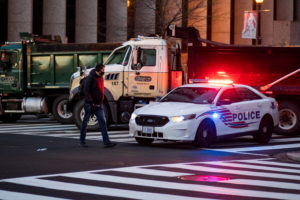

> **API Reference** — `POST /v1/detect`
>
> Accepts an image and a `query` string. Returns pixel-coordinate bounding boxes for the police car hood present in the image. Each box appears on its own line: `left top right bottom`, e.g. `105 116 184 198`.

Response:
135 102 211 116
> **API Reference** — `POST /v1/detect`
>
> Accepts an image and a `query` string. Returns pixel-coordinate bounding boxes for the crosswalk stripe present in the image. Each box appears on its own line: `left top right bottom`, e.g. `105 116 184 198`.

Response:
112 166 193 177
164 163 300 181
62 172 300 199
0 189 70 200
226 179 300 190
203 161 300 174
241 159 300 168
5 177 215 200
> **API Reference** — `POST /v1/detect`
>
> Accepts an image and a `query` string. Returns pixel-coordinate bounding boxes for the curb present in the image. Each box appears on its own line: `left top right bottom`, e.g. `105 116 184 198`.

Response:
286 152 300 162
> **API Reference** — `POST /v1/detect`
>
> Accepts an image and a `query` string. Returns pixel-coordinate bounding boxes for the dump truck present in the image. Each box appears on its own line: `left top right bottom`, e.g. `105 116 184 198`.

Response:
0 34 118 123
69 27 300 135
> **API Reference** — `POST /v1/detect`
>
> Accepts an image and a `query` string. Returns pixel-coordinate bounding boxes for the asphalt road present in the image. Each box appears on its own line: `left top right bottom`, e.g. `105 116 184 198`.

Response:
1 118 300 199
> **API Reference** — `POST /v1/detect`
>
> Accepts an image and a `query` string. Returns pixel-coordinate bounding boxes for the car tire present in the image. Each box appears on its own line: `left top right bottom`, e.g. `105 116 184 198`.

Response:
193 119 216 148
276 101 300 135
52 95 73 124
253 115 273 144
135 137 154 145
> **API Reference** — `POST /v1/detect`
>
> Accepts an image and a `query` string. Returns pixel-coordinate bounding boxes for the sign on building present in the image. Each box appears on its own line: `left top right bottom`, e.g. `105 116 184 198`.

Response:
242 11 257 39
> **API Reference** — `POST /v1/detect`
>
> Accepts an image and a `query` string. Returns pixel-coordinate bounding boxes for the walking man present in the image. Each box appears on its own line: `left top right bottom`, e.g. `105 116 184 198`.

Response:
80 64 116 148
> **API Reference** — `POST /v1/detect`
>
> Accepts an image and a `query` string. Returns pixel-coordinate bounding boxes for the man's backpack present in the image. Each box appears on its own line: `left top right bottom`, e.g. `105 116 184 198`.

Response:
79 76 87 96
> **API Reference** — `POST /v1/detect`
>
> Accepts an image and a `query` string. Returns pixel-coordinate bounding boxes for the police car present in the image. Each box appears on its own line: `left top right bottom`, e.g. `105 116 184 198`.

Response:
129 81 279 147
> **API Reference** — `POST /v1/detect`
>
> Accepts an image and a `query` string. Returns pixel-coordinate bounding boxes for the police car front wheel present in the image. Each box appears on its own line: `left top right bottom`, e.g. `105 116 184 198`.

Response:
253 116 273 144
193 119 216 148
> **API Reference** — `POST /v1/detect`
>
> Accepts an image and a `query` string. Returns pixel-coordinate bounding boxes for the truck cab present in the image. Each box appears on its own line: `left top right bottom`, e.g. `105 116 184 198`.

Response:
70 36 183 130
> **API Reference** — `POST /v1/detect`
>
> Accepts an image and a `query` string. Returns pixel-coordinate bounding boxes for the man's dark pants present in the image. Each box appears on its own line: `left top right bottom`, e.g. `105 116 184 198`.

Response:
80 103 111 145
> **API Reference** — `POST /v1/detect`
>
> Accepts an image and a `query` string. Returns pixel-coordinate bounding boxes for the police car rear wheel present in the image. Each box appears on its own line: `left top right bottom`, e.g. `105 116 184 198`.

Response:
193 119 216 148
135 137 154 145
253 116 273 143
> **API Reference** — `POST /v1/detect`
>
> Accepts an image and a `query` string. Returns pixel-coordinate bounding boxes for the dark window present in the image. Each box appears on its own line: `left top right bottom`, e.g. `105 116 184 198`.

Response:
106 46 131 65
33 0 43 36
161 87 219 104
98 0 106 42
236 87 261 101
140 49 156 66
218 88 241 104
66 0 76 43
0 0 8 45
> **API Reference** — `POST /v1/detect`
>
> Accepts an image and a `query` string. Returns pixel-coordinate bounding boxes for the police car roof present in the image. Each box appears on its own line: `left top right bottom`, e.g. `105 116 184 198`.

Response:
181 83 241 89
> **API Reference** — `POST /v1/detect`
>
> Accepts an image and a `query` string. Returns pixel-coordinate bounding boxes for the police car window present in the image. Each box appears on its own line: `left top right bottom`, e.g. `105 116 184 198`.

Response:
160 87 219 104
236 87 262 101
218 88 241 104
140 49 156 66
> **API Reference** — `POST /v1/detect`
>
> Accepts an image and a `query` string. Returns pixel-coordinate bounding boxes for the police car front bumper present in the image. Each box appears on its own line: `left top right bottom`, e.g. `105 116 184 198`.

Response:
129 118 197 141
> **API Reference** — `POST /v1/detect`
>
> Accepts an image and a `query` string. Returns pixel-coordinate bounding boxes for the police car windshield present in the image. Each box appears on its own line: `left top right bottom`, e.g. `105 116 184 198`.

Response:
160 87 219 104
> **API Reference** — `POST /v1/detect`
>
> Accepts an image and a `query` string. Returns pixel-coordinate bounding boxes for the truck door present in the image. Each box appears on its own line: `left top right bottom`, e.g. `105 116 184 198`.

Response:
126 47 159 97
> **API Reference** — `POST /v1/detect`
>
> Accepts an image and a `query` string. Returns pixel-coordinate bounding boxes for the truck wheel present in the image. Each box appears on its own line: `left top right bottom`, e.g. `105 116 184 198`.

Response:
276 101 300 135
253 115 273 143
73 99 110 131
193 119 216 148
52 95 73 124
0 114 22 123
135 137 154 145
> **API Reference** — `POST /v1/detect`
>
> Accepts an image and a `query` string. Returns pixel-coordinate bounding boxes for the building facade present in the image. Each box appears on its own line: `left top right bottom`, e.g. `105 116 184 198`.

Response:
0 0 299 46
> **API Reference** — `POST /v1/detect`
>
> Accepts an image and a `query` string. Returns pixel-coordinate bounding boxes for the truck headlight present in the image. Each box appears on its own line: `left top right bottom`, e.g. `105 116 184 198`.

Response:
171 114 196 123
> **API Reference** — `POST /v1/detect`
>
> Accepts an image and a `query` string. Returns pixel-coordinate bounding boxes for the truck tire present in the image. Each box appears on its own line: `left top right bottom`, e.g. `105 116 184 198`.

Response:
52 95 73 124
276 101 300 135
193 119 216 148
73 99 110 131
0 114 22 123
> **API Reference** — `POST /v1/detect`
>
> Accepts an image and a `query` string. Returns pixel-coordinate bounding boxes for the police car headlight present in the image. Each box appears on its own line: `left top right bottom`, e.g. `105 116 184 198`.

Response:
131 113 137 120
171 114 196 123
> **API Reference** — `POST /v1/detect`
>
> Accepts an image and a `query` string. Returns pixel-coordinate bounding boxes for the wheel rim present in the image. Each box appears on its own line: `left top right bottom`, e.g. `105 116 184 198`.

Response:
57 100 72 119
80 107 98 126
279 108 297 130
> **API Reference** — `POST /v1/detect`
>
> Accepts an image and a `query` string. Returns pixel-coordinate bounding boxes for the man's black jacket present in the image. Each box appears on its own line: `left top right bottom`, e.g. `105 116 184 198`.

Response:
83 68 104 105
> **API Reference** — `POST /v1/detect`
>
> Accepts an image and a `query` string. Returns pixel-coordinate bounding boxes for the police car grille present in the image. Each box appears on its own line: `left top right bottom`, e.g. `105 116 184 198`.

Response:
135 115 169 127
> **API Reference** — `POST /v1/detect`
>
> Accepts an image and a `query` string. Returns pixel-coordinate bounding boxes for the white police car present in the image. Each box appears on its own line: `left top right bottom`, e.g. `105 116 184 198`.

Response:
129 81 279 147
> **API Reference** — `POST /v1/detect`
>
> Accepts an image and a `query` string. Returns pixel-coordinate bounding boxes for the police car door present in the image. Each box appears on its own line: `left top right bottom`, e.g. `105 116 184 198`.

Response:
127 47 158 97
216 87 253 136
235 87 264 131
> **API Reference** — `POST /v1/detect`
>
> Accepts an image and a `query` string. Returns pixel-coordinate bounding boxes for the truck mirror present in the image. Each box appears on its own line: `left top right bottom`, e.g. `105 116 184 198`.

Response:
132 47 143 70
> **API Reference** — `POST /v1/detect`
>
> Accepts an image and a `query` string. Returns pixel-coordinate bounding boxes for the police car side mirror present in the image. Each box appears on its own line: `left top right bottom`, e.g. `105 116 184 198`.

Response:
217 99 232 106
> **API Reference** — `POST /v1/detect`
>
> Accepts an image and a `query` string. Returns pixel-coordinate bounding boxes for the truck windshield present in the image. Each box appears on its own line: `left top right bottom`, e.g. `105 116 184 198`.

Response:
106 46 131 65
0 51 18 71
160 87 219 104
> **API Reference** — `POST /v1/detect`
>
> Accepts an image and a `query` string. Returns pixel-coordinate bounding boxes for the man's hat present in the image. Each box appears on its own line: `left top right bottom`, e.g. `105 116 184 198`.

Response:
95 64 104 72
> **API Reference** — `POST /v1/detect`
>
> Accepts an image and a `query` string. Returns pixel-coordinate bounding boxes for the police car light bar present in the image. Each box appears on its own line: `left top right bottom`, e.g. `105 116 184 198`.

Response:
208 79 234 84
189 79 209 84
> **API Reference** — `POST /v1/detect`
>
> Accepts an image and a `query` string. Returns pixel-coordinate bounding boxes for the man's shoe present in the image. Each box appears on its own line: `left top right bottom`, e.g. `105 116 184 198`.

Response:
104 142 117 148
79 143 88 148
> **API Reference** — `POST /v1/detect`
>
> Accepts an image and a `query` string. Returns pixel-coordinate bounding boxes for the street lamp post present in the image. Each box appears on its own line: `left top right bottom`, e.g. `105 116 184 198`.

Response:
255 0 264 45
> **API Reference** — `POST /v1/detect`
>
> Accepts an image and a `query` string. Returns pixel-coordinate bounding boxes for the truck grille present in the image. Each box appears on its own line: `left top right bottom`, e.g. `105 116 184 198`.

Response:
135 115 169 127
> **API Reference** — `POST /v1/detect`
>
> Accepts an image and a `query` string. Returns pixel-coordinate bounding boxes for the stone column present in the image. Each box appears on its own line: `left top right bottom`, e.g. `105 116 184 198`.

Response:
76 0 98 43
106 0 127 42
135 0 156 36
43 0 66 42
212 0 231 43
7 0 33 42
